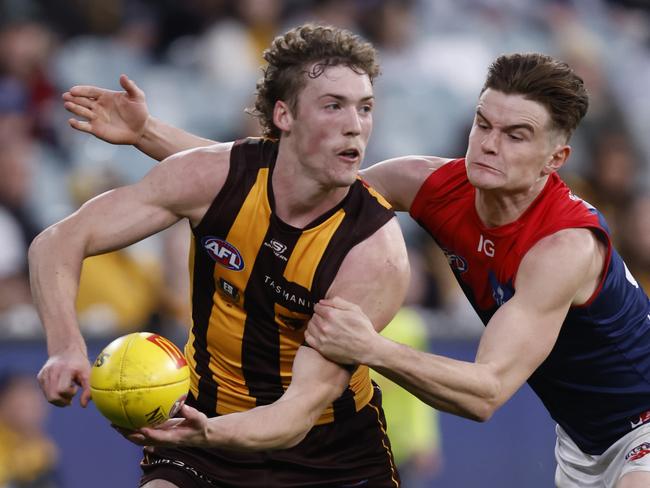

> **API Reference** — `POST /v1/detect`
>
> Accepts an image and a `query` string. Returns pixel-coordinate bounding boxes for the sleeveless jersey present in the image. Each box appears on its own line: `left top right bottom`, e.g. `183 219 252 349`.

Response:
185 138 394 425
410 158 650 455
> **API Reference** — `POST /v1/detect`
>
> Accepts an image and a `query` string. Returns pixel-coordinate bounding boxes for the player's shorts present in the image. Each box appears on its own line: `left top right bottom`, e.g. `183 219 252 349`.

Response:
140 385 400 488
555 422 650 487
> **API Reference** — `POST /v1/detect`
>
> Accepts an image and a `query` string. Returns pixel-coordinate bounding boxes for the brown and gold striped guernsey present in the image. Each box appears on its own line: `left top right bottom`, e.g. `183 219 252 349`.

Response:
185 137 394 425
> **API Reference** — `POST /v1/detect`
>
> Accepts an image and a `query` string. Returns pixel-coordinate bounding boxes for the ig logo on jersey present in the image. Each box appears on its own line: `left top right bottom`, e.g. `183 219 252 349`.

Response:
202 237 245 271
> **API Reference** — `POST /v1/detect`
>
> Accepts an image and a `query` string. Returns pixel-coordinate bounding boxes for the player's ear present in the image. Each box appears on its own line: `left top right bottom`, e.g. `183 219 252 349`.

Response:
542 144 571 176
273 100 293 133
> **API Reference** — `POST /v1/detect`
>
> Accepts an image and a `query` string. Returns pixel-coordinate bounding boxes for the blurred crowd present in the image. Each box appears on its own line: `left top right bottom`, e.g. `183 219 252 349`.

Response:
0 0 646 340
0 0 648 485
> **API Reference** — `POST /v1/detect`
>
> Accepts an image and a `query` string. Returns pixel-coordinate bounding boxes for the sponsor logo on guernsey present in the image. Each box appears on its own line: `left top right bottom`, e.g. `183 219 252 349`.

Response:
218 278 240 303
477 234 495 257
264 239 288 261
202 237 244 271
264 275 313 309
442 248 468 273
488 271 514 306
630 410 650 429
625 442 650 462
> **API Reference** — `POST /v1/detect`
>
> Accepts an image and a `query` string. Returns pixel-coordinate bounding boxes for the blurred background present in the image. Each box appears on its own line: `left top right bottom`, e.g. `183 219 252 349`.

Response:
0 0 648 486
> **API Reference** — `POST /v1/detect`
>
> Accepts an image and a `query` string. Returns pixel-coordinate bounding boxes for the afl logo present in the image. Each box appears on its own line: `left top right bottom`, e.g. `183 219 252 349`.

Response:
202 237 244 271
442 248 468 273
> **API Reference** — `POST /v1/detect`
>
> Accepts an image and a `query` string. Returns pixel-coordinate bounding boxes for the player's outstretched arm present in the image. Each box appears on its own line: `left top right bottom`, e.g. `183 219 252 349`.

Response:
307 228 604 421
126 345 352 450
124 217 410 450
29 144 232 409
360 156 451 211
63 74 217 161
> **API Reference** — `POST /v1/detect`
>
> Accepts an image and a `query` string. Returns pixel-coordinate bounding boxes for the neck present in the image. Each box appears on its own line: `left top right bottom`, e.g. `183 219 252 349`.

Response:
272 143 350 228
475 175 549 228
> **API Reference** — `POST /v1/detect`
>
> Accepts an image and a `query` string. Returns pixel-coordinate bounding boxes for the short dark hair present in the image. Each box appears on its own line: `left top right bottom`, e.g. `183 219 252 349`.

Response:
481 53 589 140
250 23 380 139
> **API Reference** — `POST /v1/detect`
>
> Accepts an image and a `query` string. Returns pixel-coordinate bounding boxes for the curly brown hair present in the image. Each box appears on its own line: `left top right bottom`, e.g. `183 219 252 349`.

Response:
248 23 380 139
482 53 589 140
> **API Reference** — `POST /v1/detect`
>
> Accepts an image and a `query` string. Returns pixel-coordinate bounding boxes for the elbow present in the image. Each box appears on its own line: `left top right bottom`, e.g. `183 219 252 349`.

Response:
28 228 54 267
467 402 497 423
272 415 314 449
278 428 309 449
466 377 502 423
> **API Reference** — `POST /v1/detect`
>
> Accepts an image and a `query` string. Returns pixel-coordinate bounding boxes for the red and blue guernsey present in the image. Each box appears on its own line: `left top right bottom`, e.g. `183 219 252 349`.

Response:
410 158 650 455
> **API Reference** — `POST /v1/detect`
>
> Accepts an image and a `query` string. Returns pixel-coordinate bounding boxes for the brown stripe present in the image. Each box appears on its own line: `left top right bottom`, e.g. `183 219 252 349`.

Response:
241 226 303 405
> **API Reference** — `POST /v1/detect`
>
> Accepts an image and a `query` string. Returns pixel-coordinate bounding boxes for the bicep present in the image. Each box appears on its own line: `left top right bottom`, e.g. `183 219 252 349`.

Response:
326 217 411 331
360 156 448 211
475 230 597 403
59 144 232 256
70 184 181 256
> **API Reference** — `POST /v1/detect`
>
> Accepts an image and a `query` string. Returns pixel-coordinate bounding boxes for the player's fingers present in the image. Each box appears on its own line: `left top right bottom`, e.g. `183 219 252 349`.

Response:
37 369 70 406
179 404 203 422
126 432 148 445
63 102 95 120
120 74 145 100
136 427 172 445
304 328 316 347
63 93 95 110
68 119 93 133
69 85 105 98
57 375 79 400
79 376 91 407
329 296 358 310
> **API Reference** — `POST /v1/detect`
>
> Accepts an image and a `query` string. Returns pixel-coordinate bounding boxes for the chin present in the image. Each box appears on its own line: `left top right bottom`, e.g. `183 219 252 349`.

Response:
467 171 504 190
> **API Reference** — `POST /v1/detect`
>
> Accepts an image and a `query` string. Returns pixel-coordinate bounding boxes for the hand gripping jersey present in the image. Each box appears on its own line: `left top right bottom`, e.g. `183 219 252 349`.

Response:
186 138 394 425
410 159 650 455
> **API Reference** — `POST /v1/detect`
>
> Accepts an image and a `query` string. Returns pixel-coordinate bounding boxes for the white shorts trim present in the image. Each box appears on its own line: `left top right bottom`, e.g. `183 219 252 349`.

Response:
555 423 650 488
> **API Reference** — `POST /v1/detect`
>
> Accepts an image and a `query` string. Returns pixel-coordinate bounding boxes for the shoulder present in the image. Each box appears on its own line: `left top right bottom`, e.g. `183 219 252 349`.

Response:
144 142 234 224
360 156 454 211
525 227 601 263
517 228 606 306
161 141 234 170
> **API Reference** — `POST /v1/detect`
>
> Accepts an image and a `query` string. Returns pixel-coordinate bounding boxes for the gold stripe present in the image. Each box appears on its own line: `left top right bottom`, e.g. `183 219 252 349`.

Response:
186 234 199 399
313 366 373 425
360 177 392 209
207 168 271 414
283 209 345 288
367 399 400 487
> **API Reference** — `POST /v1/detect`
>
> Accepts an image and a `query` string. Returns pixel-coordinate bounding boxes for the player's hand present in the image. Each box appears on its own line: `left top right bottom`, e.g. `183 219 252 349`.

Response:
118 404 210 448
37 346 91 408
62 74 149 145
305 296 376 365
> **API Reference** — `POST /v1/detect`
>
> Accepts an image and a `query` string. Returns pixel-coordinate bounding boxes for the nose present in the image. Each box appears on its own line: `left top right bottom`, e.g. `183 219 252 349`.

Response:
343 107 362 136
481 129 498 155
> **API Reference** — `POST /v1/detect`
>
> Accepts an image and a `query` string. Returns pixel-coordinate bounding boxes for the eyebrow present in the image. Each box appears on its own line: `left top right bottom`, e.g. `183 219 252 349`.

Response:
476 109 535 134
319 94 375 102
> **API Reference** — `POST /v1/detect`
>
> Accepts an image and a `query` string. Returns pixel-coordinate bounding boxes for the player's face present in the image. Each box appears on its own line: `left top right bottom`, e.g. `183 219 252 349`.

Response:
288 64 374 187
465 89 566 193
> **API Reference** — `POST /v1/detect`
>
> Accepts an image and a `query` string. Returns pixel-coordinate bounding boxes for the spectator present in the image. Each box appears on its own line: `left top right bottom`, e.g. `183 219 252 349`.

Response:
0 371 62 488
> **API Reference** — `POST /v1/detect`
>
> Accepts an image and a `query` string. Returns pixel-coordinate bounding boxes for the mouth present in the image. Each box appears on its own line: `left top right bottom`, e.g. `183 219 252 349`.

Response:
337 148 361 163
472 161 501 173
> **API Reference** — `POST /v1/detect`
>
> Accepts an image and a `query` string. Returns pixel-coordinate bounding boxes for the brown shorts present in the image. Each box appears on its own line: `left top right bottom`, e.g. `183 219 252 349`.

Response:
140 385 400 487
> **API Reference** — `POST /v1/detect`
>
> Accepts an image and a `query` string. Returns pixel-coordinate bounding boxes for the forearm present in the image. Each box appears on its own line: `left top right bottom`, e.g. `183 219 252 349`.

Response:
137 117 217 161
28 227 86 356
205 397 317 451
368 338 500 421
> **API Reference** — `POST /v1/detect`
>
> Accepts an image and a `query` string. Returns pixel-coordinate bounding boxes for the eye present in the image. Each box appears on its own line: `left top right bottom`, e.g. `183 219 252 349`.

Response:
359 104 373 114
324 102 341 110
476 121 489 130
508 133 523 141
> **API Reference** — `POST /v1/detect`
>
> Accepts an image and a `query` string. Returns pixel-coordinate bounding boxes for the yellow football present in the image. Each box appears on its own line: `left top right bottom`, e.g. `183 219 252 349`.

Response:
90 332 190 429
